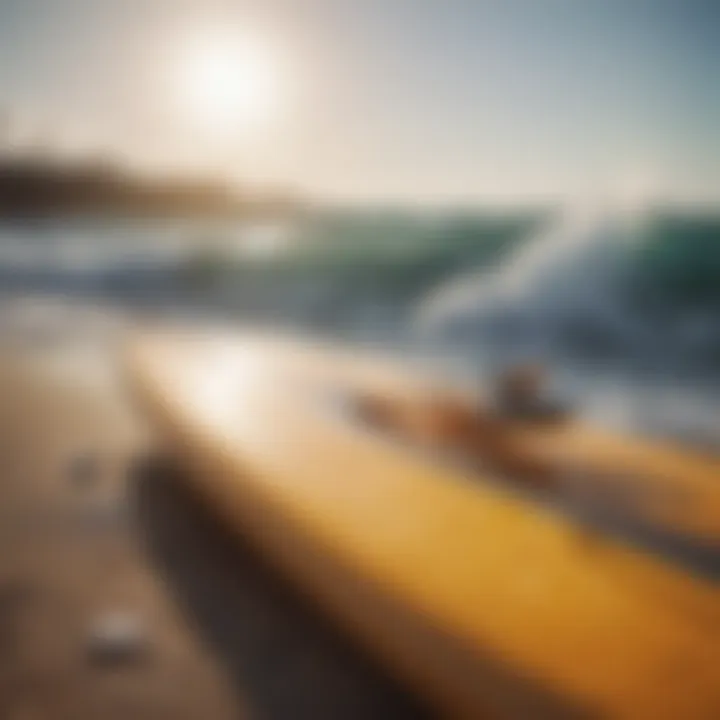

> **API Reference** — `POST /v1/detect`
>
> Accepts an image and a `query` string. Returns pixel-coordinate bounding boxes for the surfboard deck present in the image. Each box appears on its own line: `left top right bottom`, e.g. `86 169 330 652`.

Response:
127 331 720 719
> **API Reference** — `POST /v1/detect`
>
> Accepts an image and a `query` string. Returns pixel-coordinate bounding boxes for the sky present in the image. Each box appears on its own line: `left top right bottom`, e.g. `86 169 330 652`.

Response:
0 0 717 202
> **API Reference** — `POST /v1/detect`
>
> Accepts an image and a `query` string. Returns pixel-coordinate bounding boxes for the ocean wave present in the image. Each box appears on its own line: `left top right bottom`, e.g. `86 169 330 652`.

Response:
0 207 718 373
415 206 720 373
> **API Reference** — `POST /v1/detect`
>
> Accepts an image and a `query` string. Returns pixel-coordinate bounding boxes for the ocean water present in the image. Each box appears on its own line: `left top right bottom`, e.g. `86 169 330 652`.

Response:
0 205 718 449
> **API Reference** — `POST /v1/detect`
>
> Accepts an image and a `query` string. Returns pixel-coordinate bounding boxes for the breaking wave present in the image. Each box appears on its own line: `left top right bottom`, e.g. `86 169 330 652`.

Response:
0 204 719 375
415 205 720 374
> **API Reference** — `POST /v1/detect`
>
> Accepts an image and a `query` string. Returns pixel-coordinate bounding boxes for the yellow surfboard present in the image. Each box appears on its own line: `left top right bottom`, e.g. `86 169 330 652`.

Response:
127 332 720 719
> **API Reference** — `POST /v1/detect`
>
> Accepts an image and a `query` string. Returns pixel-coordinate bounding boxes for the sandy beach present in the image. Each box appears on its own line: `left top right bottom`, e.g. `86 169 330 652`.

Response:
0 305 428 720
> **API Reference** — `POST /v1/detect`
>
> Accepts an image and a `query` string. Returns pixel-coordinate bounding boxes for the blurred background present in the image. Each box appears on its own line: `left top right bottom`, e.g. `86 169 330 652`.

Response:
0 0 718 443
0 1 717 718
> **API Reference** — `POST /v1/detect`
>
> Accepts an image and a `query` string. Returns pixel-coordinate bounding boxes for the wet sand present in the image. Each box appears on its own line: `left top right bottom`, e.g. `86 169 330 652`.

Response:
0 333 429 719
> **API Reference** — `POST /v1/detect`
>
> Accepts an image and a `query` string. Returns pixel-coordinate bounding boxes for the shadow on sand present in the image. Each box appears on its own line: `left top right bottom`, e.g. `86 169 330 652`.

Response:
130 459 431 720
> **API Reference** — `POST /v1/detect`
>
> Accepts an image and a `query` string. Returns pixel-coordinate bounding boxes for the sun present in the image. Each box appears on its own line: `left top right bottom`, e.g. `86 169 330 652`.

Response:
180 35 282 134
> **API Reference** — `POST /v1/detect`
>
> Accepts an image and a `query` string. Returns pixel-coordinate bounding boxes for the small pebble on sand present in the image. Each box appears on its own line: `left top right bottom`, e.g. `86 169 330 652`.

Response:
86 611 149 666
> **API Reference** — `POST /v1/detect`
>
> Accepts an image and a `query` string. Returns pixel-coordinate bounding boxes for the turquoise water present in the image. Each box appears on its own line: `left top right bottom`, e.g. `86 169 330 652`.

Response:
188 206 720 377
0 206 717 447
1 207 719 360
